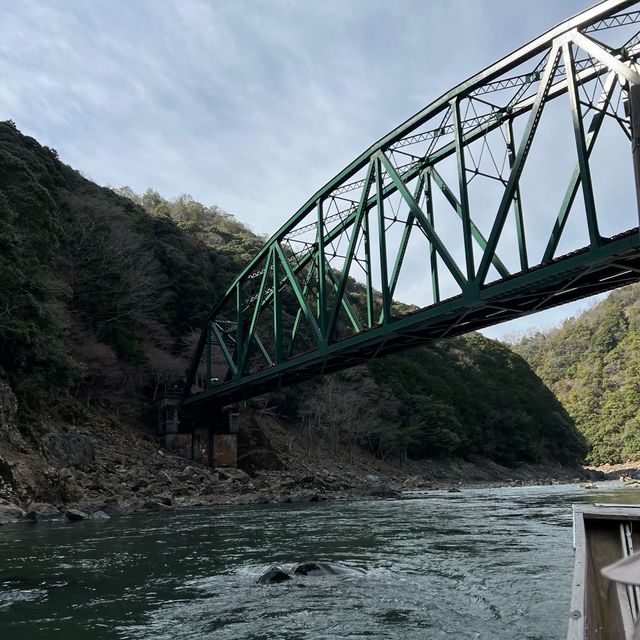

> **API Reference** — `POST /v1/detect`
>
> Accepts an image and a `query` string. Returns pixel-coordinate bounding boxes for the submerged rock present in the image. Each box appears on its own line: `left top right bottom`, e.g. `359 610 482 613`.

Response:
256 566 293 585
257 561 350 584
292 562 344 577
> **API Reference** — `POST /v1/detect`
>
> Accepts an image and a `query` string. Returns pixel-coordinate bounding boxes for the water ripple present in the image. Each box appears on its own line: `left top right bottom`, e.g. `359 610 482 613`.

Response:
0 482 639 639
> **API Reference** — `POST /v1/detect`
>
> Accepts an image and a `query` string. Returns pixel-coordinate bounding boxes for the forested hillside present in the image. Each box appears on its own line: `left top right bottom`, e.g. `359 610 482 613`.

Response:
0 121 586 475
0 120 261 418
515 285 640 465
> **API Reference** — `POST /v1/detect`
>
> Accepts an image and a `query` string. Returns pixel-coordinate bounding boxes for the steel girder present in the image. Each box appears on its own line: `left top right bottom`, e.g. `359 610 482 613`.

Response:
183 0 640 412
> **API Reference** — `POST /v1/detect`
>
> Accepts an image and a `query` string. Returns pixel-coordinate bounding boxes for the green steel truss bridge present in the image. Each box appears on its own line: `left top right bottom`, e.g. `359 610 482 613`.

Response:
183 0 640 416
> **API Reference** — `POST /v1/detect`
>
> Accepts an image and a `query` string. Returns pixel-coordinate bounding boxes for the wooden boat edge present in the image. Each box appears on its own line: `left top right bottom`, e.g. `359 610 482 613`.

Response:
567 504 640 639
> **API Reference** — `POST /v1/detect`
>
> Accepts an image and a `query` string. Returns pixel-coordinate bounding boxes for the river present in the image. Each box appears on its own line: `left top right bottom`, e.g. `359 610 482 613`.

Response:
1 481 639 639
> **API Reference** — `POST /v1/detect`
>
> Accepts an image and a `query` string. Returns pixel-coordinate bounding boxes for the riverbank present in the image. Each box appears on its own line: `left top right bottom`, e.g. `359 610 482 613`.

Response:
0 407 601 526
0 464 597 526
586 461 640 480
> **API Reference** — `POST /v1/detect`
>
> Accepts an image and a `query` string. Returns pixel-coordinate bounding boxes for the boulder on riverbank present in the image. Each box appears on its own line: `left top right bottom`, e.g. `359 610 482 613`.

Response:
41 432 97 470
65 508 90 521
0 501 25 525
0 399 601 527
90 510 111 520
588 462 640 481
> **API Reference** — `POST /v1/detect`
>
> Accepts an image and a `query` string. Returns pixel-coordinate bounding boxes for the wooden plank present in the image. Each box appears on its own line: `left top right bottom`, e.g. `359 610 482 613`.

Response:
567 506 587 640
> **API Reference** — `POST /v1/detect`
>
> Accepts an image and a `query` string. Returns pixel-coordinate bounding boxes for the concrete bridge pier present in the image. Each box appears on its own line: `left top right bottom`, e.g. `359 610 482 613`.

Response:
191 407 239 468
629 82 640 220
150 396 239 468
150 394 192 459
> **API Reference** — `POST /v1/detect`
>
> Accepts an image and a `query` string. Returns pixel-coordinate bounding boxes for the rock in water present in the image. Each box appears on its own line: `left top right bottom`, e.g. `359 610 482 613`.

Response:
0 501 24 526
65 509 90 521
256 566 293 585
90 510 111 521
24 503 62 522
0 503 25 519
292 562 342 577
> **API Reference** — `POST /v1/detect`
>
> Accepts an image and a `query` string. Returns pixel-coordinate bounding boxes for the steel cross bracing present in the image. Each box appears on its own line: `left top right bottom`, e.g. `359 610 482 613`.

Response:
183 0 640 412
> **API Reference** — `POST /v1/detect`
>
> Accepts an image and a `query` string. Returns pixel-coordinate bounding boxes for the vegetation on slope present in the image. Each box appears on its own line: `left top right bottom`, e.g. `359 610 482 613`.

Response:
0 120 261 417
368 335 585 465
276 334 585 467
0 121 586 467
515 285 640 465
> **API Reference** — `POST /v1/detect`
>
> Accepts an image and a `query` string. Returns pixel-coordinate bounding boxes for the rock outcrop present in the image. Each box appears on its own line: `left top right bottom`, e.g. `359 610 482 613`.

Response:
40 432 97 469
0 382 24 451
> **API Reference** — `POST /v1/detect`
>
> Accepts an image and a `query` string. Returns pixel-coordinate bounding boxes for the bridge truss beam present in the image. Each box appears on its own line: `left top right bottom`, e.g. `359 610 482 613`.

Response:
183 0 640 412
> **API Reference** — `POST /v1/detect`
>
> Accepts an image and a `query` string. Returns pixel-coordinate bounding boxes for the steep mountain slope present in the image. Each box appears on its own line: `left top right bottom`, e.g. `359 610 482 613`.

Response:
368 334 584 465
515 284 640 464
0 120 261 418
0 120 587 498
278 334 585 467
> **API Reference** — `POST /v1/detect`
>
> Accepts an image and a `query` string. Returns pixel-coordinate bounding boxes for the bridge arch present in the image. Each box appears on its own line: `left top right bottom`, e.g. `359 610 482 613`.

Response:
184 0 640 412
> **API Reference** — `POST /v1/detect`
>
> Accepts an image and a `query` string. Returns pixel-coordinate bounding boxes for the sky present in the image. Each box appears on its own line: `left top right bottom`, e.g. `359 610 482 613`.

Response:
0 0 629 340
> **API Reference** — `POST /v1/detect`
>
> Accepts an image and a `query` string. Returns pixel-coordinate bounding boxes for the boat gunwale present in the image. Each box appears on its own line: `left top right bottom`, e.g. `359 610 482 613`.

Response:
568 504 640 639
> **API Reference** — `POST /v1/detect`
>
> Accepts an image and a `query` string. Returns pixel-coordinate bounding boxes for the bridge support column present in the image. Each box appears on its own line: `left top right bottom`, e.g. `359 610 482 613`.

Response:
191 408 239 468
149 394 192 458
629 83 640 222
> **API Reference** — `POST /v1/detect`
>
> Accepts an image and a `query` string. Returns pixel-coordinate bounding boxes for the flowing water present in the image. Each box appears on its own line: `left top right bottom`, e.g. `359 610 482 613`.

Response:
1 481 640 639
